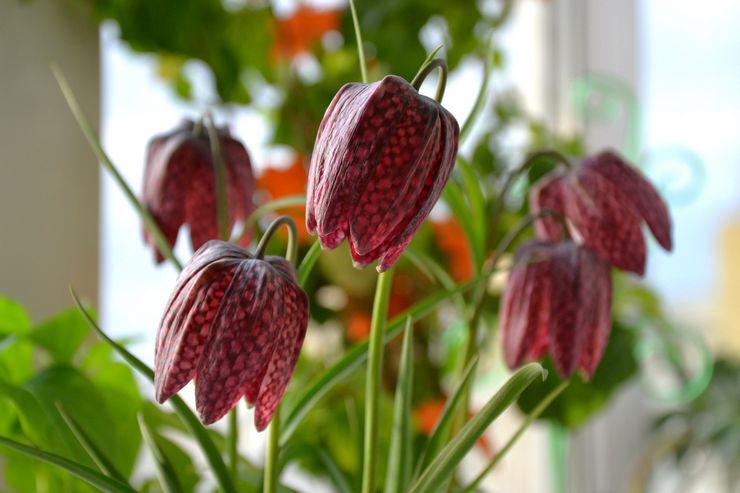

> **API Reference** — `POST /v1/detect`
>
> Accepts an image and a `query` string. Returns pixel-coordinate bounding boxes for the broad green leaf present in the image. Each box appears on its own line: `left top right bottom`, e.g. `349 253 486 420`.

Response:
138 414 182 493
384 318 414 493
71 290 237 493
0 436 136 493
30 308 91 363
280 277 480 446
0 335 33 384
414 357 479 478
0 379 68 453
0 297 30 336
462 381 569 492
56 403 128 483
410 363 545 493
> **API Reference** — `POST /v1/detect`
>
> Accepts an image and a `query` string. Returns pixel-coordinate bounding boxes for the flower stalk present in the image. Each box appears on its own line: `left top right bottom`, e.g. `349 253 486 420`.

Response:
205 113 231 241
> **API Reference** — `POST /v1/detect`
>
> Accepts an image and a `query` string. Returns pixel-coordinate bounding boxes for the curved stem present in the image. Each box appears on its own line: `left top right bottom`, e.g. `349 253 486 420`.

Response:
205 113 230 241
254 216 299 264
348 0 368 84
361 269 395 493
232 195 306 244
410 58 448 103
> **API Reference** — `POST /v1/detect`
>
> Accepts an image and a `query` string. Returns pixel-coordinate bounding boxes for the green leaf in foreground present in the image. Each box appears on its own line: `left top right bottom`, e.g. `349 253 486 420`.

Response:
0 436 136 493
138 413 183 493
414 357 479 478
70 289 237 493
55 403 128 483
280 278 479 446
384 318 414 493
410 363 546 493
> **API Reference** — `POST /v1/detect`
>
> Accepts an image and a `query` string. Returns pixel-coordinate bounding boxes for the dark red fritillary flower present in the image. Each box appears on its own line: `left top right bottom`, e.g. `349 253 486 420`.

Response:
306 75 459 272
154 240 308 430
530 150 672 276
500 240 612 379
142 119 256 263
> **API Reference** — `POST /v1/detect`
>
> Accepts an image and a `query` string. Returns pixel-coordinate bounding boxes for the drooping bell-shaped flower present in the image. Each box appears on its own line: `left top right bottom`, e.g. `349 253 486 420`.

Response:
530 150 671 275
142 119 255 263
154 240 308 430
500 240 613 378
306 64 459 272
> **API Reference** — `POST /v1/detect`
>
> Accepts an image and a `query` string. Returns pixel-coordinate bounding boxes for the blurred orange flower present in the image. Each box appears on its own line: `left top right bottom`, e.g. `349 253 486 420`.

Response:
430 218 473 282
347 312 372 343
257 155 310 243
272 5 342 59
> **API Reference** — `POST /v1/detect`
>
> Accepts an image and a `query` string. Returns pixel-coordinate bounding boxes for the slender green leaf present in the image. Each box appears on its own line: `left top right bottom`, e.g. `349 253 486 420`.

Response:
55 403 127 483
138 414 183 493
297 241 322 287
414 357 479 478
70 289 237 493
456 156 487 251
384 318 414 493
410 363 546 493
52 66 183 271
280 277 480 446
462 381 569 492
316 448 352 493
442 181 484 269
232 195 307 243
0 436 136 493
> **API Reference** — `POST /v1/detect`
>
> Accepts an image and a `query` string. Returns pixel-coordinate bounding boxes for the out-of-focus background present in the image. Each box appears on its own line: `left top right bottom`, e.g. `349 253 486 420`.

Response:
1 0 739 492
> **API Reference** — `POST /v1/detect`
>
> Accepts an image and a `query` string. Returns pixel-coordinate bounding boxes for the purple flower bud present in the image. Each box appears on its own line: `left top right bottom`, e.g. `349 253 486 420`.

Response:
530 150 672 276
306 75 459 272
501 241 612 379
142 119 256 263
154 241 308 430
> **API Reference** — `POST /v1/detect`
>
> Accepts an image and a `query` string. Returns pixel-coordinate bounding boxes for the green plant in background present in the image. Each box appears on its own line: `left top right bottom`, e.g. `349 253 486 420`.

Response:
0 0 714 492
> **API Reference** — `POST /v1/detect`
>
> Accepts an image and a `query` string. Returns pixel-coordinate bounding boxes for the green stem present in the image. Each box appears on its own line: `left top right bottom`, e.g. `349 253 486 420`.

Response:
361 269 395 493
348 0 368 83
254 216 299 264
459 35 494 144
410 58 448 103
549 423 569 493
205 113 230 241
227 408 238 481
259 216 299 493
263 411 281 493
51 65 183 271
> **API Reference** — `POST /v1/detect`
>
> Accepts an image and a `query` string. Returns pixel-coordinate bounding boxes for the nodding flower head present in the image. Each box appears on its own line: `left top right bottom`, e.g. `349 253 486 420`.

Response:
154 240 308 430
500 240 613 379
530 150 672 276
142 119 255 263
306 68 459 272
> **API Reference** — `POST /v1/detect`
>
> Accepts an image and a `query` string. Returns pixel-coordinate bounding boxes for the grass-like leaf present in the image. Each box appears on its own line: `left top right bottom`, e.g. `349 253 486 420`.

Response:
442 181 484 269
280 277 480 446
51 65 183 271
0 436 136 493
297 241 322 287
55 402 128 483
70 289 237 493
461 381 569 492
138 413 183 493
384 318 414 493
413 357 479 478
410 363 546 493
